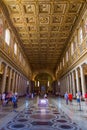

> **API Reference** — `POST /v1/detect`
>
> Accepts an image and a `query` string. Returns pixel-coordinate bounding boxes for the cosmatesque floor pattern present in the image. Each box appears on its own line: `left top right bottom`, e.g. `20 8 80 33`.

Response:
0 98 81 130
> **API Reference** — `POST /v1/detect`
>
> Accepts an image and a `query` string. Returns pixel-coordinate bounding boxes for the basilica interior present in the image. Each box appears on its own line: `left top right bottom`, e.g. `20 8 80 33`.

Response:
0 0 87 130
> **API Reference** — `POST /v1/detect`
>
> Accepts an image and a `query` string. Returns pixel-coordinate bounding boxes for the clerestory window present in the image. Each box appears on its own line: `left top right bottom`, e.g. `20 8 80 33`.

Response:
14 42 17 55
5 29 10 45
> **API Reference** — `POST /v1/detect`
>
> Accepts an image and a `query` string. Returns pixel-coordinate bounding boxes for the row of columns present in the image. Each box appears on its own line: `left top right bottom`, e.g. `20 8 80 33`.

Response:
60 64 86 97
0 58 28 95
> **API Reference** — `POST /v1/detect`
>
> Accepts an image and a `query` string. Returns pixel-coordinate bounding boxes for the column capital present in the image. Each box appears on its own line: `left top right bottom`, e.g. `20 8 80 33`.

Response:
75 67 80 73
80 64 86 96
79 65 85 72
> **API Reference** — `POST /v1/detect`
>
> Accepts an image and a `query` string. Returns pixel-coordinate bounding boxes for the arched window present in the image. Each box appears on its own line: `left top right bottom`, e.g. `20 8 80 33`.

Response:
5 29 10 45
79 27 83 44
14 43 17 55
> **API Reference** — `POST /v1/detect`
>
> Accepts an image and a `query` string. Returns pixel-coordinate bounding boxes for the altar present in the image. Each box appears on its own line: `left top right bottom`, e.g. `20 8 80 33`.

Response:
38 98 49 107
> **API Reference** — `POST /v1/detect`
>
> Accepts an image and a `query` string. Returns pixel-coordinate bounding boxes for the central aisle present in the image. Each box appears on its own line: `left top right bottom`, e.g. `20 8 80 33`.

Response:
0 97 81 130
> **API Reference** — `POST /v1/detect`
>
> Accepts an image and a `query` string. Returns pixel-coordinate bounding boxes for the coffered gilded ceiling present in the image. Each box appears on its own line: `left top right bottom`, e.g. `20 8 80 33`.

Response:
1 0 86 73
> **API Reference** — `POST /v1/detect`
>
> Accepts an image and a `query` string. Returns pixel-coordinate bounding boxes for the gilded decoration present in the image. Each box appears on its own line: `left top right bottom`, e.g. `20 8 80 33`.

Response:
1 0 86 73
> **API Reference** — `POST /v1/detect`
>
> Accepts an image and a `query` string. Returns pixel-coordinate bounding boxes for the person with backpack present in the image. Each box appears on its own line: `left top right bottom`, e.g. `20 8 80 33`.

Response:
12 94 17 108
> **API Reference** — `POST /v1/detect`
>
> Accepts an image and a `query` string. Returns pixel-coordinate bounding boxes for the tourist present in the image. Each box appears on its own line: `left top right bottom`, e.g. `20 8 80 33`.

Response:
12 94 18 108
76 91 81 105
44 93 47 98
68 93 73 104
84 92 87 105
64 92 68 105
1 92 6 106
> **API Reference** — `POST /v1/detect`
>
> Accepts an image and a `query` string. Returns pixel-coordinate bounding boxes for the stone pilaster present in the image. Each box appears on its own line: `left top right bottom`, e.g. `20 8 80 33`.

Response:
12 71 15 92
2 64 8 93
72 71 76 97
80 65 86 97
75 68 80 92
7 68 12 92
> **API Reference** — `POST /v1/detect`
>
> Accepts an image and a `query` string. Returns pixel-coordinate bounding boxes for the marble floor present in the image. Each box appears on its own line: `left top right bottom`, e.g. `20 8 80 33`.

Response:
0 96 86 130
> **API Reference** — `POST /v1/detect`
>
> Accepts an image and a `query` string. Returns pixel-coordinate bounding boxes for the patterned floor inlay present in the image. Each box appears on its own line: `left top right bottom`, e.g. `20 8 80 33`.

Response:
0 101 81 130
31 121 53 126
30 114 56 120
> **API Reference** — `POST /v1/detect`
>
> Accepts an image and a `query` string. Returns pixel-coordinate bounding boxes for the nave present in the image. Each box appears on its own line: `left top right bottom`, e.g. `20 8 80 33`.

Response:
0 96 87 130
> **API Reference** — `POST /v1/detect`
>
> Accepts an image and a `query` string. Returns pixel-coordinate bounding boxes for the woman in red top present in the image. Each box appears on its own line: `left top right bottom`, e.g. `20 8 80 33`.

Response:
68 93 73 104
85 92 87 105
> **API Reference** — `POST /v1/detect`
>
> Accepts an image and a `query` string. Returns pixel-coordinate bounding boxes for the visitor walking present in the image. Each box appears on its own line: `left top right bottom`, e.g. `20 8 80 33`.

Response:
76 91 81 111
84 92 87 105
64 92 68 105
68 93 73 105
12 94 18 108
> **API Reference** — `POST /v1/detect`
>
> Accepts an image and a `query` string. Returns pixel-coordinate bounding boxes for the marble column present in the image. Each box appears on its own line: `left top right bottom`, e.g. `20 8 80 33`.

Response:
20 76 23 96
18 75 21 95
69 73 72 93
25 80 27 94
22 77 25 95
63 78 65 92
80 65 86 96
0 60 2 72
2 64 8 93
24 79 26 94
7 68 12 92
0 60 2 92
62 78 64 95
15 73 18 92
28 80 31 94
64 77 67 93
67 75 69 93
17 75 19 93
22 78 24 95
66 76 68 92
75 68 80 92
23 78 25 95
72 71 76 97
12 71 15 92
24 80 26 94
61 79 63 95
60 80 62 95
68 74 70 93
